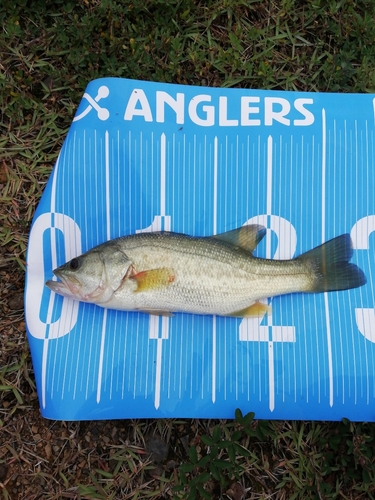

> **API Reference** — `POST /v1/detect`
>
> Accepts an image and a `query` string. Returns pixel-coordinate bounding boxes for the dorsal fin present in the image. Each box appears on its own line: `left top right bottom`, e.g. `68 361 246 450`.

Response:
212 224 266 253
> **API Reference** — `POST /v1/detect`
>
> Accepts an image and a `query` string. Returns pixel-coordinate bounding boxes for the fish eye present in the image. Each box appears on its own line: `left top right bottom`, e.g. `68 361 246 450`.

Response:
69 258 80 271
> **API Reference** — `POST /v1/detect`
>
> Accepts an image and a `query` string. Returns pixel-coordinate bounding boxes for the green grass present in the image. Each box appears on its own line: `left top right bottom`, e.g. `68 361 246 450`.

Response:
2 0 375 498
2 0 375 265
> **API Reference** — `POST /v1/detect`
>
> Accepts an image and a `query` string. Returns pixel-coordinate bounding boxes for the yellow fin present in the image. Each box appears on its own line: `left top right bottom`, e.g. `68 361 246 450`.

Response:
212 224 266 253
131 268 175 292
229 301 271 318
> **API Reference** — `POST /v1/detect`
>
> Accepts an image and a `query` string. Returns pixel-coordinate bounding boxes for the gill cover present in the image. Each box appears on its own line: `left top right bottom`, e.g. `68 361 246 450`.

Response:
46 244 133 304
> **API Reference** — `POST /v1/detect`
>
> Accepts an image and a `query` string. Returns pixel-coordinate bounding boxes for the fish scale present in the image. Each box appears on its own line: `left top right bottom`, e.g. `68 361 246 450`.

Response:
46 225 367 318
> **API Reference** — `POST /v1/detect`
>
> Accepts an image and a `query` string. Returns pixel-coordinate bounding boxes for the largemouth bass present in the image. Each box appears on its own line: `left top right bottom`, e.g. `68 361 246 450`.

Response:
45 225 366 317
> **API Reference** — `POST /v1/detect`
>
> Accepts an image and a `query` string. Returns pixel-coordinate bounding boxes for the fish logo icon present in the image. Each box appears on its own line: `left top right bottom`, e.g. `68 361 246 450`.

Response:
73 85 110 122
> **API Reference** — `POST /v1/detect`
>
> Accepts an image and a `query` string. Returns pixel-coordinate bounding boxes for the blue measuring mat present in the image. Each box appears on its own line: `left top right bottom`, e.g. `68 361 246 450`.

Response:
25 78 375 421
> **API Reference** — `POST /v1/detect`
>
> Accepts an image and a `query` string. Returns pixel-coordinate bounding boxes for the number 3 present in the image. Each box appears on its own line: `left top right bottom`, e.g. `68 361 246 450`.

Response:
351 216 375 343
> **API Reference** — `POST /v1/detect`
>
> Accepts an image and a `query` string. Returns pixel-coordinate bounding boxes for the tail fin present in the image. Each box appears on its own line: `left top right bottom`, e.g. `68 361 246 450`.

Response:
297 234 366 293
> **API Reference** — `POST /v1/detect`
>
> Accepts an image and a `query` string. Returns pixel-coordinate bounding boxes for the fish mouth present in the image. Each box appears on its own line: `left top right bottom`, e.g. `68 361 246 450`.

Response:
45 270 82 299
45 279 76 298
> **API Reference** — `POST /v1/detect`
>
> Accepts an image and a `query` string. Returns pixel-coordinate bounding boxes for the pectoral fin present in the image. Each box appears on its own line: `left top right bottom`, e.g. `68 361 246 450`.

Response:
131 268 175 292
229 301 271 318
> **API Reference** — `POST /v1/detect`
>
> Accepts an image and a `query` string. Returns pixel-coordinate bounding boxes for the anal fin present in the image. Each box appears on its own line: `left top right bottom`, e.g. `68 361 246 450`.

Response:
137 309 174 317
229 301 271 318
